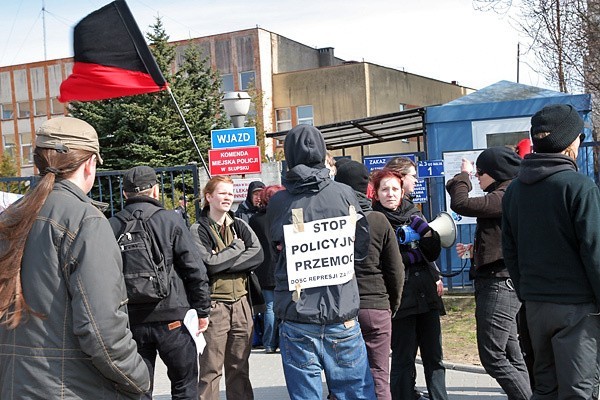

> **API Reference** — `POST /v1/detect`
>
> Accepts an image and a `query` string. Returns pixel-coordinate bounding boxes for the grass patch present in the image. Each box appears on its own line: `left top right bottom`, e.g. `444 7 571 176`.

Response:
440 294 480 365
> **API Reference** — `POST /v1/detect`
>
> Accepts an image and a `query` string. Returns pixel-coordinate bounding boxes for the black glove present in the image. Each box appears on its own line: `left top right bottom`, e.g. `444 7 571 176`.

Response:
402 247 424 266
409 215 432 237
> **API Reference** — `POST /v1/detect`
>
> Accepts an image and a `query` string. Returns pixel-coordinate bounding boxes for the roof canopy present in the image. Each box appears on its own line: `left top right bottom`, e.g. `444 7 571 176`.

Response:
267 108 425 150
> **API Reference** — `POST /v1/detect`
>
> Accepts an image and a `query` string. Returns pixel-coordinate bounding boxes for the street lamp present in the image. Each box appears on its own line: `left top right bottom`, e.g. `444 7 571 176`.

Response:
222 91 251 128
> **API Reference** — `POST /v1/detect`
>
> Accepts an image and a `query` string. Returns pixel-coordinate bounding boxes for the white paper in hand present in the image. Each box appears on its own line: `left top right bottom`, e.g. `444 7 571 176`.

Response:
183 309 206 355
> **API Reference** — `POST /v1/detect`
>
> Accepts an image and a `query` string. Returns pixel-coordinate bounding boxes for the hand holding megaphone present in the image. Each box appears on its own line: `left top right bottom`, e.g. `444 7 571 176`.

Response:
396 212 457 249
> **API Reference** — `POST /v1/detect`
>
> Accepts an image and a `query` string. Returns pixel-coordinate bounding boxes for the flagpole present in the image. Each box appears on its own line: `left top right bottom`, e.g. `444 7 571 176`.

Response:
166 87 211 178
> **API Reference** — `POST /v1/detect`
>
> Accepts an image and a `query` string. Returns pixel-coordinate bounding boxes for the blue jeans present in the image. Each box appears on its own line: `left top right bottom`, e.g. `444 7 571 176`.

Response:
279 320 376 400
475 277 531 400
262 290 279 351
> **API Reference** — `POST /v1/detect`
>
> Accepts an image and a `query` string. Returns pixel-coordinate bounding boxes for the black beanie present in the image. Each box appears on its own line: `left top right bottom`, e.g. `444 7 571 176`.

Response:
530 104 584 153
284 125 326 169
476 147 521 182
335 160 369 194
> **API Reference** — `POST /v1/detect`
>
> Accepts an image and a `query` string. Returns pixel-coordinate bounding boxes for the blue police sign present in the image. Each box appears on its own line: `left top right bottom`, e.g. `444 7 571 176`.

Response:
417 160 445 178
211 127 257 149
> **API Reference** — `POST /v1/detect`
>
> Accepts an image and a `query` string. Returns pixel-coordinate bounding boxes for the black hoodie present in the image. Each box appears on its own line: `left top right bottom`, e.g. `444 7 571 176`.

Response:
502 153 600 304
234 181 265 224
266 125 370 324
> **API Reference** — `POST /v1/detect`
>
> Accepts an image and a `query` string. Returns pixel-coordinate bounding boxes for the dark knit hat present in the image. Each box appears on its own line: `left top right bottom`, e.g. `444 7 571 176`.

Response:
530 104 584 153
476 147 521 182
334 157 352 168
284 125 326 169
335 160 369 194
123 166 158 193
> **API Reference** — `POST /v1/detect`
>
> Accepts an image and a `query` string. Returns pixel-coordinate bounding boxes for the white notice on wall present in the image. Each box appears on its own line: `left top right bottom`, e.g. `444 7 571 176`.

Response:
283 215 355 291
443 150 485 225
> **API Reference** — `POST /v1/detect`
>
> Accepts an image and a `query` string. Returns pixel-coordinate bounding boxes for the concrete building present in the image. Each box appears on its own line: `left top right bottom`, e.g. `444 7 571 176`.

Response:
0 27 472 175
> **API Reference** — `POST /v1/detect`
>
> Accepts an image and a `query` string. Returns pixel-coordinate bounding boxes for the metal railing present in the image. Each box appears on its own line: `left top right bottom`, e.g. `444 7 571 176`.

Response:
0 164 202 220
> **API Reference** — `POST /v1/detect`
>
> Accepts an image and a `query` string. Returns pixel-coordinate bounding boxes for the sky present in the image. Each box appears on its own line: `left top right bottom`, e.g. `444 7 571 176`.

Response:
0 0 553 91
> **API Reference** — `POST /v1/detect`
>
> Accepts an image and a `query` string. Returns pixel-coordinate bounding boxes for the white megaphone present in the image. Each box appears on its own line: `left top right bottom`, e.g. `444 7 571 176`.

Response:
428 211 457 248
397 211 457 248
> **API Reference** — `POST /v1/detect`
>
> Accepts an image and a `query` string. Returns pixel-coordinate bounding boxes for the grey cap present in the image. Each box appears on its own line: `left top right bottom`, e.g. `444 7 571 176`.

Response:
35 117 103 164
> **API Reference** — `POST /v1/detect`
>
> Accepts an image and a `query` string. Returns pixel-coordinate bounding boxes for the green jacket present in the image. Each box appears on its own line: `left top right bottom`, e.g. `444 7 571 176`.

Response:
502 153 600 304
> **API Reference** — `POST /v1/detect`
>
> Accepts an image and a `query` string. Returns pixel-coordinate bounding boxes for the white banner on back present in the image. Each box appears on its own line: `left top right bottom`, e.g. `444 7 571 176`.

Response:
283 215 355 291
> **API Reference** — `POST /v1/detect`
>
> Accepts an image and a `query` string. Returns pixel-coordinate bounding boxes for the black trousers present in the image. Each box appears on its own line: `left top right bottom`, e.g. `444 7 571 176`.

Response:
526 301 600 400
390 309 448 400
131 321 198 400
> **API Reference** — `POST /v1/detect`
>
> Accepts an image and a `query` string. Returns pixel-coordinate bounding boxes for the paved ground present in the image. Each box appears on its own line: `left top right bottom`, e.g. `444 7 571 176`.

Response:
151 349 505 399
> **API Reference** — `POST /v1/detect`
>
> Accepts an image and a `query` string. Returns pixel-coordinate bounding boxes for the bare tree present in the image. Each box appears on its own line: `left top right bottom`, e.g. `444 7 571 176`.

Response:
474 0 600 137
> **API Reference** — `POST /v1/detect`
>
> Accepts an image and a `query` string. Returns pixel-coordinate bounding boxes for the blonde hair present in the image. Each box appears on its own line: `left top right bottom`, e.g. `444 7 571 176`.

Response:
325 151 336 176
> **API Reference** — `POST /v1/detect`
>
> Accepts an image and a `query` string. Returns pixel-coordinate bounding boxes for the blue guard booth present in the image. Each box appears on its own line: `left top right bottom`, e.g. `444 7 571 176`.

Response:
423 80 592 290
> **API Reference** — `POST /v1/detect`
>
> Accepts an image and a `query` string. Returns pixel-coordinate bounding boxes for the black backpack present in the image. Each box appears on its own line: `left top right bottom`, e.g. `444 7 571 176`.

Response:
115 207 171 304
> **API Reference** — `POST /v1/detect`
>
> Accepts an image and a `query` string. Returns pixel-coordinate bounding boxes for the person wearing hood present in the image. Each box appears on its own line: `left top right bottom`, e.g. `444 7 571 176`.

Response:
235 181 265 223
266 125 375 399
502 104 600 399
446 147 531 400
336 160 404 400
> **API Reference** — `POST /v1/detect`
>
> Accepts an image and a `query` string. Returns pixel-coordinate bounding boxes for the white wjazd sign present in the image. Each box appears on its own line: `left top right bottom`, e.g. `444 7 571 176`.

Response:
283 215 356 291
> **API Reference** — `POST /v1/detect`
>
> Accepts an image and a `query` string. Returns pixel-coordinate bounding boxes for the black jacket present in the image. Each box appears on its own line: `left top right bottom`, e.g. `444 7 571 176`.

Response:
267 167 369 324
446 171 511 278
109 196 211 324
503 153 600 304
249 209 276 290
373 198 445 319
234 181 265 224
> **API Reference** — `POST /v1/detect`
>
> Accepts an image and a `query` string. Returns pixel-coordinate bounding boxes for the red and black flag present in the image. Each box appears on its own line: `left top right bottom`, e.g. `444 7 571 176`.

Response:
59 0 167 102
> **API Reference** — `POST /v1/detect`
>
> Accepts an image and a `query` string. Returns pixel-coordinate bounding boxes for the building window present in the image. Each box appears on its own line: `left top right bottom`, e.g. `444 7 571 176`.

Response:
17 101 30 118
221 74 234 92
51 98 64 115
33 99 47 116
239 71 255 91
20 133 33 166
2 134 16 159
275 108 292 132
1 103 14 120
297 105 314 126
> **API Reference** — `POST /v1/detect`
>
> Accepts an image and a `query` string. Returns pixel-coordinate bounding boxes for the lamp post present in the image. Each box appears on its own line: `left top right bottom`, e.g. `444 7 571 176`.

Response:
222 91 251 128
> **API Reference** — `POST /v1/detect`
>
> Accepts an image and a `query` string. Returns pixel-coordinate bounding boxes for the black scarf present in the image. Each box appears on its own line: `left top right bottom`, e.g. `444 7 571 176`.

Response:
372 198 420 229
